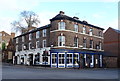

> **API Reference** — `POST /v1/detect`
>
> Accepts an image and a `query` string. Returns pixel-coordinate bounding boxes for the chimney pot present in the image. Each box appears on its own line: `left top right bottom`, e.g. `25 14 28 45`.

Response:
59 11 65 15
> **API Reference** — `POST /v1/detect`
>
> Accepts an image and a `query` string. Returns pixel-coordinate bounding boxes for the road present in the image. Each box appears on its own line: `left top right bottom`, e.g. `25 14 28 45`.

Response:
2 63 119 79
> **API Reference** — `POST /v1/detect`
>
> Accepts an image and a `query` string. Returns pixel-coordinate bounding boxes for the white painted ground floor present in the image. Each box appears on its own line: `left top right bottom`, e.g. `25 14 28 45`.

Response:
13 48 103 68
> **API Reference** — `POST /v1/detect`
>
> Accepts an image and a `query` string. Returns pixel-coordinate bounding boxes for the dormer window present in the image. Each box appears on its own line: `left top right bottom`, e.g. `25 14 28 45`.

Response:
74 24 78 32
58 21 65 30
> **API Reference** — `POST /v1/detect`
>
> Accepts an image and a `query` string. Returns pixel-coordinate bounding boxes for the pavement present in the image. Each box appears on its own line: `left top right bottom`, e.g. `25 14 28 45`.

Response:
1 63 119 79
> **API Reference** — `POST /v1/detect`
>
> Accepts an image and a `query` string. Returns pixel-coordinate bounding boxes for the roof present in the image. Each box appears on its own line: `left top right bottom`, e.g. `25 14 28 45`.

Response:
111 27 120 33
50 13 104 30
14 24 51 39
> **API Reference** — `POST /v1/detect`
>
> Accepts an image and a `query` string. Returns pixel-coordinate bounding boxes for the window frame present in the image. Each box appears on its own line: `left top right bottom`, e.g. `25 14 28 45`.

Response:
74 24 78 32
43 39 46 48
58 21 66 30
58 36 65 47
43 29 46 37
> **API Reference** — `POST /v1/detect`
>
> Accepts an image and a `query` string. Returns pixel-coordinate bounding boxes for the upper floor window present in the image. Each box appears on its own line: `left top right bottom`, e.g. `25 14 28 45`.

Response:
58 21 65 30
16 38 18 43
36 31 40 38
29 42 31 50
83 38 87 48
98 31 102 37
43 39 46 48
89 28 93 36
43 29 46 37
22 44 24 51
74 24 78 32
74 37 78 47
58 36 65 46
16 45 18 51
90 40 93 49
22 36 24 42
29 33 32 40
36 41 39 48
99 42 102 50
83 26 86 34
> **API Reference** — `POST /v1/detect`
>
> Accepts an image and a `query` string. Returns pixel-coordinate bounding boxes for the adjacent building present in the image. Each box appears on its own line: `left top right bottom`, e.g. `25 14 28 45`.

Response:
104 27 120 68
13 11 104 68
0 31 15 62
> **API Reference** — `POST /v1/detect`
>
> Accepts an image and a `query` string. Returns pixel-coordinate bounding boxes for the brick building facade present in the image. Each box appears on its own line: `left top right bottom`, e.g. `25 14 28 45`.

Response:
13 11 104 68
104 27 120 68
0 31 15 62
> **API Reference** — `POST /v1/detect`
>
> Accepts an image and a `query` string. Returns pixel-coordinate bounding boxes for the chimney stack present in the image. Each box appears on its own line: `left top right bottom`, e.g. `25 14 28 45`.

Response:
59 11 65 15
73 16 79 20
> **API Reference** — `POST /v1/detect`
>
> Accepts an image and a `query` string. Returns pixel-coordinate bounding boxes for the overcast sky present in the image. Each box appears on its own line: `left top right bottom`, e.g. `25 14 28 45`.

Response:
0 0 119 36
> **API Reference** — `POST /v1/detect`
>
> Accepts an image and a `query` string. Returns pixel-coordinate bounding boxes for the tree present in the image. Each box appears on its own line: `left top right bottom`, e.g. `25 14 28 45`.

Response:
11 11 40 34
2 42 6 50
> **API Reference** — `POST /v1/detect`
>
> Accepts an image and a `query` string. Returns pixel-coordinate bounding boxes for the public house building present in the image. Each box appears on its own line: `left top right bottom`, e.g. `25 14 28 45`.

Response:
13 11 104 68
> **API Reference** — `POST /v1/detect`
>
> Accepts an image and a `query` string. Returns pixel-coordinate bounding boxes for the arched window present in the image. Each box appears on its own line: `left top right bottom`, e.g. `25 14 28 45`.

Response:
58 21 65 30
58 36 65 46
74 24 78 32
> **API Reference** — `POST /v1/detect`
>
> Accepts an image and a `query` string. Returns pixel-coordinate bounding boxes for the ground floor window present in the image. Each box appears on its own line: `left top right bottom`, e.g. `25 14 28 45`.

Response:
67 54 72 64
74 53 79 64
52 54 57 64
58 54 65 64
43 57 48 62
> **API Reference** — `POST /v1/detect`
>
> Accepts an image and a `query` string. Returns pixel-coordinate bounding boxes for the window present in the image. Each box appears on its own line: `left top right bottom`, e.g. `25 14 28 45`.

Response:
22 44 24 51
83 38 87 48
90 40 93 48
43 29 46 37
74 24 78 32
83 26 86 34
58 36 65 46
36 31 40 38
36 41 39 48
99 42 102 50
59 54 65 64
74 53 79 64
29 42 31 50
16 45 18 51
89 28 93 36
43 39 46 48
98 31 102 37
67 54 72 64
22 36 24 42
74 37 78 47
52 54 57 64
58 21 65 30
16 38 18 43
29 33 32 40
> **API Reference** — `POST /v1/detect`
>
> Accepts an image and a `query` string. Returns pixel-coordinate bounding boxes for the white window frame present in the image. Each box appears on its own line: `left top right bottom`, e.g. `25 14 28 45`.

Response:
29 33 32 40
29 42 31 50
43 29 46 37
36 31 40 38
58 36 65 47
16 38 18 43
58 21 65 30
74 24 78 32
99 42 102 50
16 45 18 52
89 28 93 36
43 39 46 48
83 27 86 34
22 44 24 51
22 36 24 42
36 41 39 48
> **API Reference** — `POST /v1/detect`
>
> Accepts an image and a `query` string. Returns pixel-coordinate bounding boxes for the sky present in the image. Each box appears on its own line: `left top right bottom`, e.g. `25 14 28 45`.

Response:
0 0 119 36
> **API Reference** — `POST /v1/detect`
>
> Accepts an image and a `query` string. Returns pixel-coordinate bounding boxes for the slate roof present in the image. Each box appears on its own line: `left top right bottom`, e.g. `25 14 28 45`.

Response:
14 24 51 39
112 27 120 33
50 13 104 30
